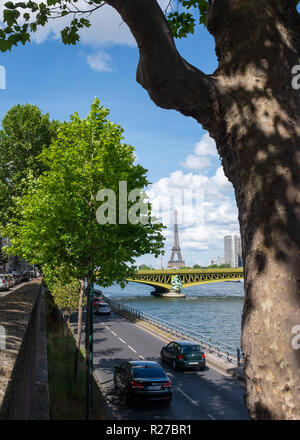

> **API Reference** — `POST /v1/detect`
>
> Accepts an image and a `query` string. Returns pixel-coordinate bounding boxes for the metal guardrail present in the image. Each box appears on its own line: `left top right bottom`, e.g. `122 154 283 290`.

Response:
101 295 244 367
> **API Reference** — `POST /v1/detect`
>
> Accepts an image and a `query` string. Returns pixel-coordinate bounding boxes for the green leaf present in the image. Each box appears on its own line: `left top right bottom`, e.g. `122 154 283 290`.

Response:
167 0 209 37
167 12 195 39
4 2 15 9
3 9 20 27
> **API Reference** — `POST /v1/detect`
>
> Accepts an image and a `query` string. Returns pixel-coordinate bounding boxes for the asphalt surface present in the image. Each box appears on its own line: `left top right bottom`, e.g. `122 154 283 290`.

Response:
71 309 249 420
0 280 33 298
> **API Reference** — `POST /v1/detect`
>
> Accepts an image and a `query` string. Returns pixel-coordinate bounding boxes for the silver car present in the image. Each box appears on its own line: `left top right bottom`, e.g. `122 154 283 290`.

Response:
0 274 12 291
94 302 111 315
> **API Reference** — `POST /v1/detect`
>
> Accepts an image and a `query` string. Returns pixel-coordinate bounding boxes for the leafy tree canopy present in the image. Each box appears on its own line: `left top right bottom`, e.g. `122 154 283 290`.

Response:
1 1 299 51
0 104 59 225
2 98 165 287
0 0 287 52
44 265 85 316
138 264 152 270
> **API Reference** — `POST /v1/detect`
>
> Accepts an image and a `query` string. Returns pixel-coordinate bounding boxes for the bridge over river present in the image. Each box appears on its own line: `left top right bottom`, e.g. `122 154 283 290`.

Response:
127 268 244 297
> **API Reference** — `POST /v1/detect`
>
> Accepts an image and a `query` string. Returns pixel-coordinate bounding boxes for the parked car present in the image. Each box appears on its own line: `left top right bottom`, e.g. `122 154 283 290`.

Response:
94 289 102 298
114 360 172 404
11 271 22 285
0 274 13 291
93 298 101 307
6 274 14 288
94 302 111 315
161 341 206 371
21 272 30 282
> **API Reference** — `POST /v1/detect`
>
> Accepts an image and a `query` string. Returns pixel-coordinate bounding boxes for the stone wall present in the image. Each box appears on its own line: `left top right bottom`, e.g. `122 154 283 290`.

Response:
0 279 49 419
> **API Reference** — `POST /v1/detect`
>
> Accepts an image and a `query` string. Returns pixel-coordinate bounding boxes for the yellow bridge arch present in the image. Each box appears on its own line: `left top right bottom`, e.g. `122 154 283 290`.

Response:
127 268 244 293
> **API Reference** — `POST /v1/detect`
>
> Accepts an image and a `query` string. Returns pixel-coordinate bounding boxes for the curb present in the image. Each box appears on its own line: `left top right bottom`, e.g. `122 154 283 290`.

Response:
92 371 115 420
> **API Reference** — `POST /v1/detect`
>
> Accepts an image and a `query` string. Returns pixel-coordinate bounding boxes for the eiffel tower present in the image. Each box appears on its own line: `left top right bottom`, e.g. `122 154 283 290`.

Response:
167 209 185 269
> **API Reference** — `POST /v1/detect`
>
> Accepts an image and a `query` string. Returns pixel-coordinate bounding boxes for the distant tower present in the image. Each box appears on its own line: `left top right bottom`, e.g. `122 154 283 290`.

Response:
167 210 185 269
224 235 233 267
224 235 243 268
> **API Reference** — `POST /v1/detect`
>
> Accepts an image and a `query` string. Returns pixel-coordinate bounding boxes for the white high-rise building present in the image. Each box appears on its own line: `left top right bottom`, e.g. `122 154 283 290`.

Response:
224 235 243 267
224 235 233 267
233 235 243 267
217 256 225 266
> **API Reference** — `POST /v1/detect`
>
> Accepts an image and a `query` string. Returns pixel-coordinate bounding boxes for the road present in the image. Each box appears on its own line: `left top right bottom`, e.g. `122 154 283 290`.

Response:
72 309 249 420
0 280 33 298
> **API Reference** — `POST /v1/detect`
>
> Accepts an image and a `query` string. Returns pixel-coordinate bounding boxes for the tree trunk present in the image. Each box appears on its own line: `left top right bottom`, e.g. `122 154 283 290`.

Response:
84 280 91 420
74 280 84 380
106 0 300 419
206 0 300 419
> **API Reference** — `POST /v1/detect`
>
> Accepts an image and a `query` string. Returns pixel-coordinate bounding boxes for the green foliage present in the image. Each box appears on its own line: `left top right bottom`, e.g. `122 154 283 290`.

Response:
206 263 231 269
3 98 165 289
0 104 59 226
0 1 209 51
138 264 152 270
219 263 231 268
1 0 300 50
50 278 81 315
46 313 107 420
167 0 209 38
43 264 86 315
0 1 93 52
168 11 195 39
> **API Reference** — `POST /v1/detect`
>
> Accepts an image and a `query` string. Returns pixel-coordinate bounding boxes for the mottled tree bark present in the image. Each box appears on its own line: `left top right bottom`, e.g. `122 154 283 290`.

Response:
107 0 300 419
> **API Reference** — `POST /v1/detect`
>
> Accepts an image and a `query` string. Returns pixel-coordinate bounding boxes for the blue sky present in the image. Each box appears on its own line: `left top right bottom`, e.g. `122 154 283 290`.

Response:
0 2 240 267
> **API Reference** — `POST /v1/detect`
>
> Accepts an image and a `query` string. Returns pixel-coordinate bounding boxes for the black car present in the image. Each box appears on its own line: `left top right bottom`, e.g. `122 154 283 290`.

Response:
161 341 206 371
114 360 172 404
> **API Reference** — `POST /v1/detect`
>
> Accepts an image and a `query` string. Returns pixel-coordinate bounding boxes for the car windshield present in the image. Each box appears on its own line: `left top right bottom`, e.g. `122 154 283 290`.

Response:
132 367 166 378
99 304 108 308
181 345 202 354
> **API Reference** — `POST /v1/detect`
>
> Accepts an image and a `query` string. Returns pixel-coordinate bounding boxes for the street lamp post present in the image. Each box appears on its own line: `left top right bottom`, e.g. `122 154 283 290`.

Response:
89 283 94 410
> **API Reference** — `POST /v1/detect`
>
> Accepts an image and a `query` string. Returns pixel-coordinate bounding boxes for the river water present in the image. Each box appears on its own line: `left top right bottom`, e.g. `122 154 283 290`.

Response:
96 281 245 351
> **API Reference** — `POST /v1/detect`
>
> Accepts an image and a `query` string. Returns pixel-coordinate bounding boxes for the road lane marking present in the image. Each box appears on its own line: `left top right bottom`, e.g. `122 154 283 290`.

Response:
102 324 139 355
139 355 145 360
176 387 199 407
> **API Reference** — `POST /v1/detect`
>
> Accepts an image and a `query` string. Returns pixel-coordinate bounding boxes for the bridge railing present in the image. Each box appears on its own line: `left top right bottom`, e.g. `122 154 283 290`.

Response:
102 295 244 367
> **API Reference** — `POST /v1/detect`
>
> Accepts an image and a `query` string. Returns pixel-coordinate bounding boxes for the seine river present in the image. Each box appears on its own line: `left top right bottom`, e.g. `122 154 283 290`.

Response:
96 281 245 351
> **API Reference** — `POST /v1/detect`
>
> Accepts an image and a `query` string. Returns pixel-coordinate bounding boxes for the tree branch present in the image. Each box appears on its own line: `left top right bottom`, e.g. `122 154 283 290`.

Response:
106 0 217 130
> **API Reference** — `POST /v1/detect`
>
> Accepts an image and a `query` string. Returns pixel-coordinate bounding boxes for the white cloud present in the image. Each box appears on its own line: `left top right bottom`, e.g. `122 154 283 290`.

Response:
194 132 218 157
180 154 211 170
180 132 218 170
146 166 239 262
86 50 113 72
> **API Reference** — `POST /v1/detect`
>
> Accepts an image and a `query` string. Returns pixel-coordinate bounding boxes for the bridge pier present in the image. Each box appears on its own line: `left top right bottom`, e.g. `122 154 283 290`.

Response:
151 286 186 298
